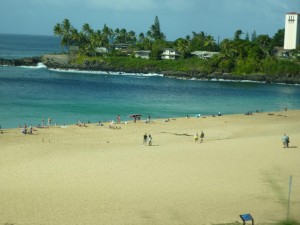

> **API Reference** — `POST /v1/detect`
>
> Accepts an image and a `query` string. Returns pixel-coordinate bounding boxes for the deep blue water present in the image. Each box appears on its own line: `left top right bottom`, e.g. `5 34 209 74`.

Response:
0 34 61 59
0 34 300 128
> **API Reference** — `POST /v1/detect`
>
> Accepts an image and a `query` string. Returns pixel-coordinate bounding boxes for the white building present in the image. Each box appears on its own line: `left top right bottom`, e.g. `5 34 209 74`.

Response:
161 49 180 60
284 12 300 50
191 51 219 59
135 50 151 59
95 47 109 54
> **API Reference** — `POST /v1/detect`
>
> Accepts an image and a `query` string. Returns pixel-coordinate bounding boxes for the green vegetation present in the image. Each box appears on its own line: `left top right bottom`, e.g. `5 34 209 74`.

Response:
53 18 300 81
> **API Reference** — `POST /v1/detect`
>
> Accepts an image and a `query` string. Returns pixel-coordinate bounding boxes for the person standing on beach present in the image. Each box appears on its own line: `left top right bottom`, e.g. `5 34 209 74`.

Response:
148 134 152 146
200 131 205 143
117 115 120 124
42 117 45 127
194 132 199 143
282 133 289 148
143 133 148 145
48 117 51 127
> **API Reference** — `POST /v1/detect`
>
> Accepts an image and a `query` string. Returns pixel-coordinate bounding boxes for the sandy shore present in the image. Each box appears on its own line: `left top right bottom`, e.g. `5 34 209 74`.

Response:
0 110 300 225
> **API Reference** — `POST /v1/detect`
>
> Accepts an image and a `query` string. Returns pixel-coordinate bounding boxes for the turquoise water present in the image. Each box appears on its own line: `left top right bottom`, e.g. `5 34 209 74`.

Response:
0 34 300 128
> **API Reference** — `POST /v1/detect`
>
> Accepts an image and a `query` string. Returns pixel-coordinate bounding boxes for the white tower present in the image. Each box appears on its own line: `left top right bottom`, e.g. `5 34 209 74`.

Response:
284 12 300 50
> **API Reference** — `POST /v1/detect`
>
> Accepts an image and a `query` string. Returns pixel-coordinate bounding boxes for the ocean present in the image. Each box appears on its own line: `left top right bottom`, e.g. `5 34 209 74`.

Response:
0 34 300 129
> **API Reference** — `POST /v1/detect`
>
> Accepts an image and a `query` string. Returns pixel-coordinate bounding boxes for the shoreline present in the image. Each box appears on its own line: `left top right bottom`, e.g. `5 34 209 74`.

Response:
2 60 300 87
1 54 300 84
0 109 295 130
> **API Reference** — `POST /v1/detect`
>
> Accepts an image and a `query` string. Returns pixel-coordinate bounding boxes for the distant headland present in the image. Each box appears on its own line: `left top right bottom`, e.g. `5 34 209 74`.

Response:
1 53 299 85
1 15 300 84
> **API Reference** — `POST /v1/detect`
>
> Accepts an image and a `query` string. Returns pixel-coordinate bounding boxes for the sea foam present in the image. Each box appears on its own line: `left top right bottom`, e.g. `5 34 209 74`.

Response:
19 62 47 69
48 68 163 77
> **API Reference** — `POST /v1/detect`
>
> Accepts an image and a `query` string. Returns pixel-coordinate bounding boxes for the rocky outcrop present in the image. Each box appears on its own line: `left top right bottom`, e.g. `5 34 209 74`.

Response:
0 57 41 66
1 54 299 84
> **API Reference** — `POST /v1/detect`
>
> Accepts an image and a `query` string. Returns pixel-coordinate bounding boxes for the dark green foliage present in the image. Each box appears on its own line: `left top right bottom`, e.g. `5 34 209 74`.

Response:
54 18 300 80
147 16 166 41
272 29 285 47
278 220 300 225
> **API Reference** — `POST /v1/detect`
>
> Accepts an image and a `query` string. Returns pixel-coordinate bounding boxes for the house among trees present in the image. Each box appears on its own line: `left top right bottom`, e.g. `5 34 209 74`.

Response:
191 51 219 59
113 43 131 50
161 49 180 60
95 47 109 54
135 50 151 59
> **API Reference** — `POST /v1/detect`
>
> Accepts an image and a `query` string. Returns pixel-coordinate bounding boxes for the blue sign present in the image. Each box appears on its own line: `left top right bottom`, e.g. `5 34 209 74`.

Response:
240 214 253 221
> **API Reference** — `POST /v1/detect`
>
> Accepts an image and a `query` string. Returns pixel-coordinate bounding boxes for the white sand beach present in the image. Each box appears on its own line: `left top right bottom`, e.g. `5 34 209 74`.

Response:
0 110 299 225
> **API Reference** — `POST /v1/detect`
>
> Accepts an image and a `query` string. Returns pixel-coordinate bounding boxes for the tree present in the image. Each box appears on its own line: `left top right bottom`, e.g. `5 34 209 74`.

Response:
114 28 120 44
220 38 236 58
127 30 137 44
147 16 165 41
138 32 145 43
61 19 72 52
234 29 243 40
102 24 113 44
245 32 250 41
256 34 272 54
204 35 216 51
176 38 190 58
188 31 218 52
272 29 284 47
53 23 63 49
251 30 257 42
143 37 152 50
53 18 74 53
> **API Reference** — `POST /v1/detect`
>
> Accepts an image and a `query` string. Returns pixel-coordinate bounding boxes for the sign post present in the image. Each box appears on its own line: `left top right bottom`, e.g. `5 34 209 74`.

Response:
240 214 254 225
287 175 292 221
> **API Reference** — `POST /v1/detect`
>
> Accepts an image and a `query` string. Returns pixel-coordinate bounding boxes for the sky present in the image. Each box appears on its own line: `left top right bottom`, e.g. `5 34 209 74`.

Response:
0 0 299 41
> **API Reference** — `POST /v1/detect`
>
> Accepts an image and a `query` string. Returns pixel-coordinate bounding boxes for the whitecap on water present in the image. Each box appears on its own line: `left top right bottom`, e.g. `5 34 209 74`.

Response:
19 62 47 69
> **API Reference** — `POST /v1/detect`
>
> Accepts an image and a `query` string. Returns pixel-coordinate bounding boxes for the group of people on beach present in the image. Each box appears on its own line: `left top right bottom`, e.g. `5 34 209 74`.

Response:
194 131 205 143
21 124 33 134
41 117 52 127
143 133 152 146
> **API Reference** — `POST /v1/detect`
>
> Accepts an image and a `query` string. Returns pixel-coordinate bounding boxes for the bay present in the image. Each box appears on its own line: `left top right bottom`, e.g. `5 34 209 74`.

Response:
0 34 300 128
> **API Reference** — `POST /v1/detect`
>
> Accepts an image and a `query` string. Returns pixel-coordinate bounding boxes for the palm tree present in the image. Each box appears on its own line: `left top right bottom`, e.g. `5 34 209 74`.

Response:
89 30 104 53
204 35 216 51
127 30 136 44
61 19 73 53
190 31 206 51
138 32 145 43
143 37 152 50
53 23 63 51
69 28 80 46
176 38 190 58
234 29 243 40
82 23 93 36
53 19 74 53
256 35 271 53
114 28 120 44
220 39 235 58
102 24 113 45
119 28 127 43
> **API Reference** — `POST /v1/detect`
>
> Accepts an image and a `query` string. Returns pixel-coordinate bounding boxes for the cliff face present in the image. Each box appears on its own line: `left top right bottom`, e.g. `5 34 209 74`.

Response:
1 54 299 84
